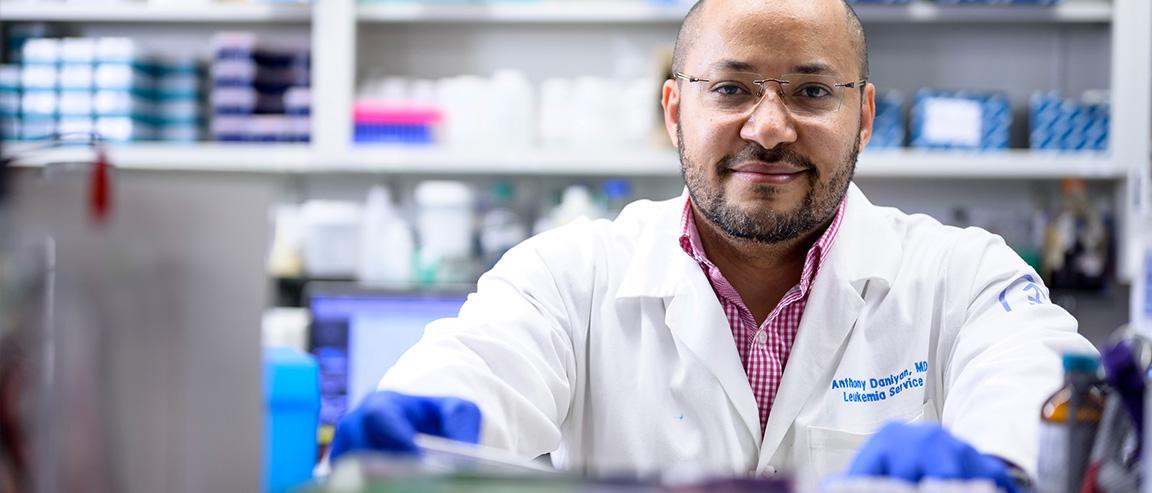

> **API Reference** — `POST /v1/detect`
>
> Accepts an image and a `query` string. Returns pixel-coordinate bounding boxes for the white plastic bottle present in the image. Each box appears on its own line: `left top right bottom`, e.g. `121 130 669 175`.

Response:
479 182 528 270
414 181 475 285
489 70 535 149
357 186 414 287
553 184 604 226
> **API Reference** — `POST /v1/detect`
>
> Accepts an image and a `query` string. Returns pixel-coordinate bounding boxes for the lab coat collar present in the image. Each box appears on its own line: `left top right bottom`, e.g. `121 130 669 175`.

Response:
614 188 692 300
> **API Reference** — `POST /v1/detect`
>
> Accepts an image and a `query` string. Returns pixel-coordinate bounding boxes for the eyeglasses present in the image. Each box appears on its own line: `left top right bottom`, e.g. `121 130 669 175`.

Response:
673 71 867 117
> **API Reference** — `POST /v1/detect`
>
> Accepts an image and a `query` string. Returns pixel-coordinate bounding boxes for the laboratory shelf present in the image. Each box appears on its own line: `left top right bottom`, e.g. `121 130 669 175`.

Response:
325 146 682 175
357 2 681 23
2 143 313 172
855 149 1122 179
0 144 1125 179
0 2 313 23
326 147 1123 179
356 0 1111 24
854 1 1112 24
357 2 689 24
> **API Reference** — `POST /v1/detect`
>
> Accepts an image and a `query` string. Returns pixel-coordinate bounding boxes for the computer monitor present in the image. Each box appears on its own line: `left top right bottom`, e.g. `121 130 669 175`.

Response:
307 284 469 430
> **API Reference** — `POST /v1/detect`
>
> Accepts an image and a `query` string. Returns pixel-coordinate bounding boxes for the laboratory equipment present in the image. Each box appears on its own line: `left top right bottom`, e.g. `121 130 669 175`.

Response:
306 285 468 449
265 346 321 493
0 138 273 492
1037 353 1106 493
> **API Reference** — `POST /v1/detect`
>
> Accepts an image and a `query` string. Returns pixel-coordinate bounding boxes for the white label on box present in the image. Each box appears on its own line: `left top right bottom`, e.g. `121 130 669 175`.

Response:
923 97 982 147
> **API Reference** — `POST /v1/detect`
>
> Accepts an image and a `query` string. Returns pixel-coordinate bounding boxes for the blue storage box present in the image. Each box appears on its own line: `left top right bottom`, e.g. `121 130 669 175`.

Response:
868 91 905 149
1029 91 1108 152
935 0 1059 5
910 89 1011 150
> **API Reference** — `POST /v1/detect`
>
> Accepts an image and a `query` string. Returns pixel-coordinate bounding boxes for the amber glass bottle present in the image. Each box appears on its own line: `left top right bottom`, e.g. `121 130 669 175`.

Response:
1036 353 1105 493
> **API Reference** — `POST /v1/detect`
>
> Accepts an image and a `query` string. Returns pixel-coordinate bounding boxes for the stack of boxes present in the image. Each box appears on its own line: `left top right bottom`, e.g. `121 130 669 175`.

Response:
154 59 204 143
16 38 58 141
2 37 204 143
353 102 442 144
0 66 19 141
1029 92 1109 152
211 33 311 142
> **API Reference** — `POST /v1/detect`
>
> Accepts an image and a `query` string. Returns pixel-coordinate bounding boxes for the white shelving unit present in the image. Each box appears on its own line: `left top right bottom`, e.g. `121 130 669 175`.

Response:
3 144 1125 179
3 143 312 172
0 0 1144 330
0 2 312 23
356 1 1112 24
0 0 1142 181
357 2 691 23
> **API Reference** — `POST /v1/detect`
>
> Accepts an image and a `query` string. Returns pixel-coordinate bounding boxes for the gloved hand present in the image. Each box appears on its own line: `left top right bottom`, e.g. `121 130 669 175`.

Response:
329 390 482 461
845 422 1019 493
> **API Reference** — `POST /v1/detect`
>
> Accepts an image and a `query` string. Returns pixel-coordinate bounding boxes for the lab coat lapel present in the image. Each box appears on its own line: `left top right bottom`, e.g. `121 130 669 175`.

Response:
755 268 864 472
664 263 762 449
615 192 761 447
755 184 892 472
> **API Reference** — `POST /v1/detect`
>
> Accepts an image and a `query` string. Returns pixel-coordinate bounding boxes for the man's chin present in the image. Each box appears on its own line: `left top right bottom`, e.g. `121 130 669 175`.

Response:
724 194 804 218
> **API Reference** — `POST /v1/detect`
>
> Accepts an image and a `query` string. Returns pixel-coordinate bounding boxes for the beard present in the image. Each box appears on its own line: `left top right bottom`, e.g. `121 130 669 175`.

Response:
678 125 859 244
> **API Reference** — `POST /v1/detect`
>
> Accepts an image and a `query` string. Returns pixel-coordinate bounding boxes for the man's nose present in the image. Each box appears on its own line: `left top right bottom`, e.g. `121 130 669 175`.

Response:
738 89 798 150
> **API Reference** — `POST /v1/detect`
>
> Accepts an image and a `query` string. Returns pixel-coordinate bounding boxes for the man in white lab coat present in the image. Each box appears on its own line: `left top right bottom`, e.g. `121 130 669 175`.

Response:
330 0 1095 489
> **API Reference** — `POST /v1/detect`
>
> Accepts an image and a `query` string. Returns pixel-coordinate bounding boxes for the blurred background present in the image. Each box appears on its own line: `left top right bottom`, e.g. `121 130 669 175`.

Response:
0 0 1146 492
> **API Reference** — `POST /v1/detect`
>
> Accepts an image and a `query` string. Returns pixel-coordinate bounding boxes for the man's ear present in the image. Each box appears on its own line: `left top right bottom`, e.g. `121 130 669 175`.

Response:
661 78 681 147
857 83 876 152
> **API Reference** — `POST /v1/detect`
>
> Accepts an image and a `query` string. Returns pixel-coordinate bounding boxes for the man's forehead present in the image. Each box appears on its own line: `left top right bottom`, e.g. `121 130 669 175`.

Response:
699 0 846 28
687 0 855 73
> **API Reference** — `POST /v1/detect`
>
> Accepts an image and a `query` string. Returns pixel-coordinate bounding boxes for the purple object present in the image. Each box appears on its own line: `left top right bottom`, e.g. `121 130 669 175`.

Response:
1100 339 1145 454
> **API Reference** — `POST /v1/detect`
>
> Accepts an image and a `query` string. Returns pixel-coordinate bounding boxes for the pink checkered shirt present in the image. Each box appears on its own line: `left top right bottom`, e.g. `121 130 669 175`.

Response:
678 196 846 436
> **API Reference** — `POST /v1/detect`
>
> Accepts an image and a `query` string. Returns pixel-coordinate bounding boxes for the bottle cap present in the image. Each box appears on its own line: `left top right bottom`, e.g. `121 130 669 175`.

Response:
489 182 515 204
1061 353 1099 374
602 179 632 200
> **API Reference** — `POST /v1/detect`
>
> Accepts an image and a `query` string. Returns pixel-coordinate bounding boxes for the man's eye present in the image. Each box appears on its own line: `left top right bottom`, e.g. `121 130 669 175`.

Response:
712 83 751 96
795 84 833 98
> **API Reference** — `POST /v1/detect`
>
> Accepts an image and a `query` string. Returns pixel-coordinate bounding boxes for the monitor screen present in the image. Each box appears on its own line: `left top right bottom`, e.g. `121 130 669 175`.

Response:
308 289 468 429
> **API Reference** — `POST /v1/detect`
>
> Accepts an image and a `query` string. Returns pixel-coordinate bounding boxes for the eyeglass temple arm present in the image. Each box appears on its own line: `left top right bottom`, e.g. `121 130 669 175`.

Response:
673 72 709 83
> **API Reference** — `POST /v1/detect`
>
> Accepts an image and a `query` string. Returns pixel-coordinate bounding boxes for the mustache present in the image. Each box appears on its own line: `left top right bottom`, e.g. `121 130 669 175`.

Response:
717 144 818 175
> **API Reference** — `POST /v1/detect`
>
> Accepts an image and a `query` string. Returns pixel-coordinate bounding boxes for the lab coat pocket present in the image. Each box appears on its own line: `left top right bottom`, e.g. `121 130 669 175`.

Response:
806 426 872 478
806 401 935 477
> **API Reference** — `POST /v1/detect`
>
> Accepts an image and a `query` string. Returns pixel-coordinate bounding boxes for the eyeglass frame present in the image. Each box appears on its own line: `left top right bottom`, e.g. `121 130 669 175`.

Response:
672 71 869 117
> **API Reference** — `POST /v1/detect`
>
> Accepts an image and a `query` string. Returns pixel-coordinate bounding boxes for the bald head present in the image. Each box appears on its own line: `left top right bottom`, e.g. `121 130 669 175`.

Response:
671 0 869 79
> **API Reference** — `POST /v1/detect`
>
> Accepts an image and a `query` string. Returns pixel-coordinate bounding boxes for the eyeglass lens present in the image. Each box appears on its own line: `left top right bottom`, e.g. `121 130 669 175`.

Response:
695 72 850 116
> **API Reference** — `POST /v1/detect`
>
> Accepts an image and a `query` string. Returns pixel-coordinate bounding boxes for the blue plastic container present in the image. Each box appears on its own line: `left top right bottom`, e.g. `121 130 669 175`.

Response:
264 347 320 493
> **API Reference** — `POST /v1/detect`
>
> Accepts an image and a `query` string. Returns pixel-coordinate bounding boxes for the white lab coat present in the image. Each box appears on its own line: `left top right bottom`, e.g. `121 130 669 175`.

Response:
378 183 1095 480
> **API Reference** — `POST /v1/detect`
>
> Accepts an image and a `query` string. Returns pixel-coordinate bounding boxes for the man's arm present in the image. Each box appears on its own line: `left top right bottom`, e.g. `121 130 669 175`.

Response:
940 229 1097 479
375 230 586 458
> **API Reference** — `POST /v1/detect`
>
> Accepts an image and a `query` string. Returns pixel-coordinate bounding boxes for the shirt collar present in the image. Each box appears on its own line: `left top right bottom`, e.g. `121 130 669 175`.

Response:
678 194 848 296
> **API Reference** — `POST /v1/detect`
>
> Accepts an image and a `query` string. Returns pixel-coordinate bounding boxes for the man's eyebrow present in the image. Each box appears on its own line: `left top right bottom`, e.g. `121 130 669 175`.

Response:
791 62 837 75
707 59 758 72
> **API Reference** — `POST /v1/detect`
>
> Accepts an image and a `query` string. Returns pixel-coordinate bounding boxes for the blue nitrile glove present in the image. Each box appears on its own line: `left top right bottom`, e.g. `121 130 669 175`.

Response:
845 422 1019 493
329 390 482 461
